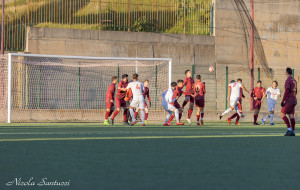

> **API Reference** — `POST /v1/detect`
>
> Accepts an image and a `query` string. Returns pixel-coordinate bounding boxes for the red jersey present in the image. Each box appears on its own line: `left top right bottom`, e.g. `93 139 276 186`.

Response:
194 81 205 99
282 76 297 103
105 83 115 102
251 87 265 100
116 81 128 99
143 87 151 103
124 88 133 102
172 86 184 100
183 77 195 95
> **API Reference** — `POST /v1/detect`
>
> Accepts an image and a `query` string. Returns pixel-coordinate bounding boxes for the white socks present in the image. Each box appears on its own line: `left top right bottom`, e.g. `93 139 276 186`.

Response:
174 109 180 123
130 108 136 122
140 110 145 124
263 114 274 123
222 108 232 116
165 112 172 123
270 114 274 123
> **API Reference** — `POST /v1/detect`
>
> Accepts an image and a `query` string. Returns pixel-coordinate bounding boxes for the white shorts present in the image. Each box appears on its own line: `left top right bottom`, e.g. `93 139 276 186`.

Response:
267 101 276 112
230 97 239 108
130 96 145 109
162 102 176 113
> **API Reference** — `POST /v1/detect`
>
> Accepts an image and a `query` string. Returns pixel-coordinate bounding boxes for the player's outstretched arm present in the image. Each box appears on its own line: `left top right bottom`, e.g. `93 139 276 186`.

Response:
241 85 250 94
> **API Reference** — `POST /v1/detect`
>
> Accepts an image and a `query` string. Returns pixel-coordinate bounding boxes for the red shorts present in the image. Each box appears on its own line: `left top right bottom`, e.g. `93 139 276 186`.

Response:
173 101 181 109
253 99 261 110
281 101 297 114
195 97 205 107
106 101 114 109
115 98 126 109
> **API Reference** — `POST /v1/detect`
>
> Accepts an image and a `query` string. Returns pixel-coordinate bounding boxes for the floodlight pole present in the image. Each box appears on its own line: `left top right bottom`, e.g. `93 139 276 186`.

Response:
250 0 254 110
1 0 4 55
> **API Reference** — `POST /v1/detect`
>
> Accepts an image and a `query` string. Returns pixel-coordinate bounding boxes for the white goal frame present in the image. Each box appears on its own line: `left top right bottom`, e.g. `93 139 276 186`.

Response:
7 53 172 123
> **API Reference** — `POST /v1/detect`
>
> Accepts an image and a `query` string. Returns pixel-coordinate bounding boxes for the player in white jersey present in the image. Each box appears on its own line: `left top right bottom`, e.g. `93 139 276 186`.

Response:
126 73 146 126
219 78 250 119
162 82 184 126
261 81 281 125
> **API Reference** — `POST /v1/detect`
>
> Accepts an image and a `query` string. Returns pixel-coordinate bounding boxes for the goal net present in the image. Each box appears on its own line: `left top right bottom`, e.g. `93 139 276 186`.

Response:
6 53 172 124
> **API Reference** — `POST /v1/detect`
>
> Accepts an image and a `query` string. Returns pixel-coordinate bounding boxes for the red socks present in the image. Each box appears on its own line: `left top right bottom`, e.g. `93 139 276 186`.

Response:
112 110 119 119
201 113 204 120
123 110 127 122
290 118 295 131
254 115 258 123
282 116 291 128
182 101 188 108
135 112 138 119
105 111 110 120
179 113 182 120
188 109 193 118
236 115 240 123
168 115 175 123
145 113 148 120
197 115 200 121
230 113 238 120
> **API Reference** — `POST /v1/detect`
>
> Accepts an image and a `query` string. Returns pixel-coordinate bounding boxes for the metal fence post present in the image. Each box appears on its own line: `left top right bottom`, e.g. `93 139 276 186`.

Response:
225 66 228 110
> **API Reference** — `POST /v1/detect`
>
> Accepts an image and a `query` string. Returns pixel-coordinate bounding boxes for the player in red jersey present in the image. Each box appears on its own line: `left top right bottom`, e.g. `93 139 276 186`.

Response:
193 75 206 125
167 79 184 125
227 79 249 125
182 70 195 124
104 76 118 125
281 67 297 136
251 80 266 125
111 74 129 125
135 80 151 124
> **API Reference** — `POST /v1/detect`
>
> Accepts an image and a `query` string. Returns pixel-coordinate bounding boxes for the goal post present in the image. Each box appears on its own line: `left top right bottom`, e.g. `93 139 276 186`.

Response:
7 53 172 123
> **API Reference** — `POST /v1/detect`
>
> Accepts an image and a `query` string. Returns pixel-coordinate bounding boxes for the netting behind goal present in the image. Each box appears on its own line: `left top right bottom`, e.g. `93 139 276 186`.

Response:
7 54 171 123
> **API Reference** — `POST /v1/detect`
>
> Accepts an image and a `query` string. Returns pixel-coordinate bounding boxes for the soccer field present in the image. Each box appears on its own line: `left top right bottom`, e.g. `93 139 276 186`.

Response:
1 123 299 190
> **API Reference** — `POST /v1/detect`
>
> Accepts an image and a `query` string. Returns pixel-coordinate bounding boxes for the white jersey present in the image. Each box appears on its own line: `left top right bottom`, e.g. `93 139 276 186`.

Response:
229 82 242 99
127 81 144 98
162 88 174 104
266 87 280 102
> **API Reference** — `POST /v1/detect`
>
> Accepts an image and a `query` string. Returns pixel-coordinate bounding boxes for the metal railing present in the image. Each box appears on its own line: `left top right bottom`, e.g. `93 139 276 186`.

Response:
0 0 213 52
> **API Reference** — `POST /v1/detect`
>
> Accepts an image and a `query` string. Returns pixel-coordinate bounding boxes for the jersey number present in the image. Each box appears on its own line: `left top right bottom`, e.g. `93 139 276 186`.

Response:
136 84 140 90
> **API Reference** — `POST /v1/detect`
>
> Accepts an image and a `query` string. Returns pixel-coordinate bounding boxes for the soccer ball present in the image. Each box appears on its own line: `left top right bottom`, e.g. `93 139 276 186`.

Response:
209 66 215 72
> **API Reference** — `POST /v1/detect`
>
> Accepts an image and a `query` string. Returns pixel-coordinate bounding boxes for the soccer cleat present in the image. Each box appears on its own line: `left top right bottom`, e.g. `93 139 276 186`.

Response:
270 123 275 126
110 118 114 125
123 121 130 125
235 122 240 125
186 118 191 124
142 124 146 126
130 121 137 126
200 120 203 126
145 120 148 125
176 122 184 125
218 114 223 120
261 119 265 125
227 118 231 125
196 121 200 126
253 122 260 125
104 120 110 125
163 123 171 126
167 122 172 126
284 130 295 136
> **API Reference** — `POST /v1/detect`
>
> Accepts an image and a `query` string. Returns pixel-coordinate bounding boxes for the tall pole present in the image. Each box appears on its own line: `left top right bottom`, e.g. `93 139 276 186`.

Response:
250 0 254 110
1 0 5 55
